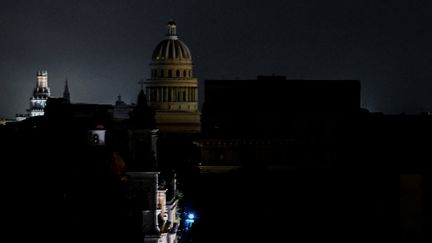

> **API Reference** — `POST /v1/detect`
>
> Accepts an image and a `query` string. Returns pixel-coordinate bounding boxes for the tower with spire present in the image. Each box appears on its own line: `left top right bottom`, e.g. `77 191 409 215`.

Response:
63 79 70 103
144 20 200 133
29 70 51 117
130 83 156 130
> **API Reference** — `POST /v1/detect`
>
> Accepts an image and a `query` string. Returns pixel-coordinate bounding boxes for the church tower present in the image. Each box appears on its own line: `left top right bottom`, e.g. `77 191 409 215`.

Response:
29 70 51 117
145 20 200 133
63 79 70 103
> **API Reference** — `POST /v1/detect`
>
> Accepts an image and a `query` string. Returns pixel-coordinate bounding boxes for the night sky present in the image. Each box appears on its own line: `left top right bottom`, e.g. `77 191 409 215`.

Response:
1 0 431 119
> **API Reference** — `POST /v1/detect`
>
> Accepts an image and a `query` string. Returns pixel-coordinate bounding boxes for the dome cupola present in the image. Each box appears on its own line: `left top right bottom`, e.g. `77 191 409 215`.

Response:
151 20 192 62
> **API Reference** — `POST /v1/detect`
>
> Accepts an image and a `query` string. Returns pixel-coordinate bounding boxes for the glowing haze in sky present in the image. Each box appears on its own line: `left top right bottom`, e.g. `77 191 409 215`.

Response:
0 0 431 118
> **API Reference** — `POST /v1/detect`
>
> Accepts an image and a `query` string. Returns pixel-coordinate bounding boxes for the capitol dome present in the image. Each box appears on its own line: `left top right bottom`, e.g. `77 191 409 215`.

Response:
151 20 192 62
145 20 200 133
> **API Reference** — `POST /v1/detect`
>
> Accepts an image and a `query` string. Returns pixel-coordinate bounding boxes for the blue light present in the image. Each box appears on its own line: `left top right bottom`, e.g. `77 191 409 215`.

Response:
185 212 195 228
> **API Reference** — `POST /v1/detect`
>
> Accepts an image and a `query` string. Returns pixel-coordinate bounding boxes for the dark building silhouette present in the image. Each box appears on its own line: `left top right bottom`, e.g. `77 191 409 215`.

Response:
198 76 361 169
0 91 183 243
189 75 432 242
1 73 430 242
130 89 156 130
2 70 430 242
127 88 158 172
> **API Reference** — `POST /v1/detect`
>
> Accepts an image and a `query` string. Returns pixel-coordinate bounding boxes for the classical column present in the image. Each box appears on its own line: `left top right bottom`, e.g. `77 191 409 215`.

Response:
160 87 163 102
160 87 164 102
194 87 196 102
170 88 173 102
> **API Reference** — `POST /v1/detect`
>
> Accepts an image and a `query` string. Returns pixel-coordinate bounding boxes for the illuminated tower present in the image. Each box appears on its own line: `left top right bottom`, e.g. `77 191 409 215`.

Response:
145 20 200 133
29 70 51 117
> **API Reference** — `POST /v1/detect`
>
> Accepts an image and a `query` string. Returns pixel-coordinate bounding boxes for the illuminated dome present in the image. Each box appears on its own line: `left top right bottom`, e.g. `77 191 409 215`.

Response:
145 20 200 133
151 20 192 61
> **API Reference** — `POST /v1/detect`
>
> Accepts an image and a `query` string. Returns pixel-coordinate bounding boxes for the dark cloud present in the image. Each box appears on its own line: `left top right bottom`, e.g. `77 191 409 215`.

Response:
1 0 431 118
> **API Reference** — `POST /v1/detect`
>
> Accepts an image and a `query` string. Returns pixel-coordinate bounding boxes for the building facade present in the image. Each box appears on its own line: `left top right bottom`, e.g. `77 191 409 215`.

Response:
145 20 200 134
126 172 180 243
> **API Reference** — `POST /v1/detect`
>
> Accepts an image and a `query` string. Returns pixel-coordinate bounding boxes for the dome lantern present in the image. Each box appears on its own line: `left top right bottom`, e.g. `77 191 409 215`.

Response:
167 20 178 40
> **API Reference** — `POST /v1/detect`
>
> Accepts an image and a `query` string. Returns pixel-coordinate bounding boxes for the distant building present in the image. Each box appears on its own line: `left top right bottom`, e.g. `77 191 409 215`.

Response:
113 95 133 120
15 114 27 122
16 73 71 121
29 70 51 117
145 20 200 134
196 75 361 171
